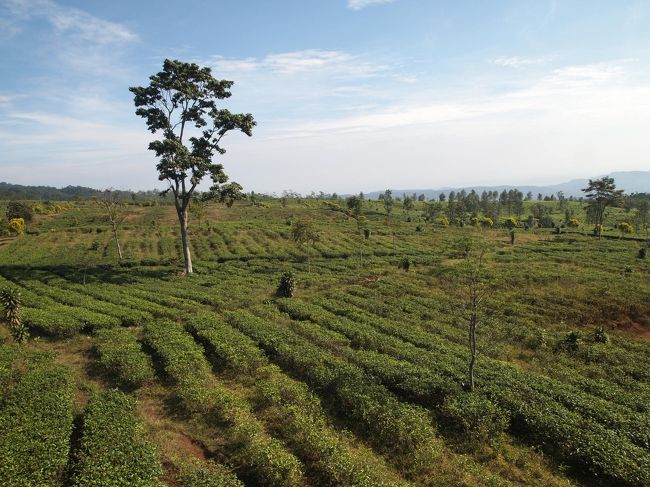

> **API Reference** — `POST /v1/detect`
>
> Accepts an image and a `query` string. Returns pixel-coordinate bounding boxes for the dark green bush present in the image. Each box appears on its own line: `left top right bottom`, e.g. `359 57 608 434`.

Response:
441 392 509 444
71 390 163 486
592 326 610 344
277 272 296 298
397 257 411 271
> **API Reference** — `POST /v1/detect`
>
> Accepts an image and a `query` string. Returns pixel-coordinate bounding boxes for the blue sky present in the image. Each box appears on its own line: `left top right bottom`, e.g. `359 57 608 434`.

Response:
1 0 650 193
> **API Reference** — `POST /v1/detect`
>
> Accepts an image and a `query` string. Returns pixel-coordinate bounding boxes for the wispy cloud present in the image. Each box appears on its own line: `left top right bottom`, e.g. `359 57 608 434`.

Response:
347 0 396 11
3 0 137 44
265 60 645 137
492 56 545 67
204 49 388 78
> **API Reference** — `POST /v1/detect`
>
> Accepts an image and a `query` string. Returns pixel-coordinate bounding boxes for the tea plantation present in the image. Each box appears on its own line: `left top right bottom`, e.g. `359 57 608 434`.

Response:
1 198 649 486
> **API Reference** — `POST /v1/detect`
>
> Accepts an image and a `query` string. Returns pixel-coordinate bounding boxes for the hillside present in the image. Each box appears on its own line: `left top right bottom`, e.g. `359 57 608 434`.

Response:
0 199 649 486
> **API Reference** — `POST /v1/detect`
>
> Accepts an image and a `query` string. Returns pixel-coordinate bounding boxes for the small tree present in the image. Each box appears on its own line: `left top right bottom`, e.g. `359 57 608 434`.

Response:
97 189 127 261
403 196 414 215
0 287 29 343
582 177 624 239
458 248 495 392
381 189 394 219
130 59 255 274
291 219 320 272
188 198 208 229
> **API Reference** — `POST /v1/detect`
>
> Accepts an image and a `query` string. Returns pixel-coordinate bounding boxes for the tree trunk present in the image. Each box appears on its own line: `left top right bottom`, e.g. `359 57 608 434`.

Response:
468 313 477 392
111 222 123 260
178 208 193 274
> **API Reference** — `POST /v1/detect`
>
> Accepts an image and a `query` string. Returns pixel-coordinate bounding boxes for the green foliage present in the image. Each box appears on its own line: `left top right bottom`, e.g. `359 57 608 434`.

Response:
397 256 411 271
71 390 163 486
176 458 243 487
582 177 624 229
0 287 28 343
144 320 304 486
94 328 154 389
441 393 509 444
562 330 582 353
5 201 33 222
130 58 256 273
592 326 610 344
0 353 74 485
229 309 444 475
290 219 319 246
277 272 296 298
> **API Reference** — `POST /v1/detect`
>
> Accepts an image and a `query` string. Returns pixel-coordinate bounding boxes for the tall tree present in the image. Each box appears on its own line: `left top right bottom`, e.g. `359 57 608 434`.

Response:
130 59 255 274
582 177 624 239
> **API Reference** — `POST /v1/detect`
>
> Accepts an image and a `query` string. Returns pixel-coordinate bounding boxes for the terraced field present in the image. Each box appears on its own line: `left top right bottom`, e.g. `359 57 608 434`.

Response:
1 200 649 486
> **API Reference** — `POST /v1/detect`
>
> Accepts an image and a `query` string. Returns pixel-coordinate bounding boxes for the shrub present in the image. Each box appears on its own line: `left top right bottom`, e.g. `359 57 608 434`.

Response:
537 215 554 228
592 326 609 344
567 218 580 228
502 217 517 229
618 222 633 235
71 390 163 486
563 331 582 353
176 458 243 487
639 247 647 259
277 272 296 298
363 228 371 239
8 218 25 236
5 201 32 222
481 217 494 228
439 216 449 226
0 287 29 343
397 256 411 271
0 357 74 485
441 392 509 444
94 328 154 389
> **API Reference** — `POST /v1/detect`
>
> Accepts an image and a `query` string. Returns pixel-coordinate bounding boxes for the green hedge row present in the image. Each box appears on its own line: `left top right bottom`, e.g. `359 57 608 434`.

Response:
187 312 413 487
71 390 163 486
175 458 244 487
278 298 650 487
22 304 119 336
226 309 444 477
94 328 154 389
143 320 304 487
13 277 153 326
0 352 74 485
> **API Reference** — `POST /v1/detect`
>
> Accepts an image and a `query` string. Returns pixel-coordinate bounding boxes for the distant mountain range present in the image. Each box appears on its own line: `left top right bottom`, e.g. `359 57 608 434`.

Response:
362 171 650 200
1 170 649 201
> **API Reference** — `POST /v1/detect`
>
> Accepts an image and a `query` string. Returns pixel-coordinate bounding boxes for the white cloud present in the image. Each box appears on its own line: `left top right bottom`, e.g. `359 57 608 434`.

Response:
347 0 397 11
492 56 544 67
204 49 388 78
3 0 137 44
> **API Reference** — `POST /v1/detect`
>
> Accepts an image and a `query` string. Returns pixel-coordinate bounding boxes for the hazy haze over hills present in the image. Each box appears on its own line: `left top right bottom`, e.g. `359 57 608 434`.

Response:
2 171 648 200
362 171 650 200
